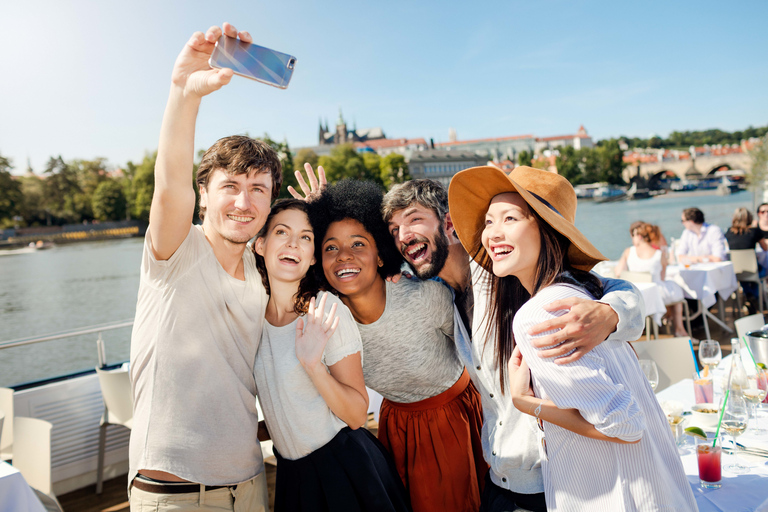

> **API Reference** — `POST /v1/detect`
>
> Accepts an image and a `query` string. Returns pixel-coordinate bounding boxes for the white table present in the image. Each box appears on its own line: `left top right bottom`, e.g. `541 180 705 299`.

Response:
667 262 739 339
657 376 768 512
0 462 46 512
635 281 667 327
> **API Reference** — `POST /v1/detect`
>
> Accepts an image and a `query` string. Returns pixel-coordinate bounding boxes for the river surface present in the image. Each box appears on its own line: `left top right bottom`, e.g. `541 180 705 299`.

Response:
0 189 759 387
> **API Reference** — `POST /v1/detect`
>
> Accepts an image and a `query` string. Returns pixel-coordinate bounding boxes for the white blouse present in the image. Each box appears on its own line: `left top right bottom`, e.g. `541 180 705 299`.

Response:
513 283 697 512
253 293 363 460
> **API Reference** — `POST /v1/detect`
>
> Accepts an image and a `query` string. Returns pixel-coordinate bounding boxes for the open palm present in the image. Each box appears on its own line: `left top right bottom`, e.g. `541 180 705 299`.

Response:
296 293 340 371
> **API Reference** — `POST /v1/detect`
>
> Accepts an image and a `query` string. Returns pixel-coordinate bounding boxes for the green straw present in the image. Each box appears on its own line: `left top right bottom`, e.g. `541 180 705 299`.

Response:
688 338 700 378
713 388 729 448
742 336 758 368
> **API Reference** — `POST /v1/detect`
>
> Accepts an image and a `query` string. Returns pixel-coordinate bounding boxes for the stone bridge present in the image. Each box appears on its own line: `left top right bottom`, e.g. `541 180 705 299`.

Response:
622 153 751 184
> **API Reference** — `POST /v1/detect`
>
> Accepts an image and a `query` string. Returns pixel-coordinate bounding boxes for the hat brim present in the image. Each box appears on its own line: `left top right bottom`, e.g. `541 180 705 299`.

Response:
448 166 606 272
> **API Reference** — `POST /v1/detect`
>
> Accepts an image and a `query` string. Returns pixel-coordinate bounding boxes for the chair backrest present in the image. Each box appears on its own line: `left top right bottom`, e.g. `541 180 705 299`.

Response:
13 417 54 495
96 368 134 427
620 270 653 283
730 249 759 279
630 337 697 392
735 313 766 341
0 387 13 459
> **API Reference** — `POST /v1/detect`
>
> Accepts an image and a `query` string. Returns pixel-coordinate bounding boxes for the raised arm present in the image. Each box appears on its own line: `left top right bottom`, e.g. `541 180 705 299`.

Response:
528 276 644 364
150 23 251 260
296 294 369 428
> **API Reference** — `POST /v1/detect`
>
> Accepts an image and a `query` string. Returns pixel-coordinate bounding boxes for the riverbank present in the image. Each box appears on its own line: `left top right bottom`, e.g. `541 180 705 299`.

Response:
0 220 147 250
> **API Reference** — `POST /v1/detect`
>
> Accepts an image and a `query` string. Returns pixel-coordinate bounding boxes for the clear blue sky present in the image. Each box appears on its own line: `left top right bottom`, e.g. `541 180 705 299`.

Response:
2 0 767 175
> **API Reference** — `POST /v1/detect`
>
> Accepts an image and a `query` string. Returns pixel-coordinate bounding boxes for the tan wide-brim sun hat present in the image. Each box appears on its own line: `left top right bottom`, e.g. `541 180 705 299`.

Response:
448 165 606 272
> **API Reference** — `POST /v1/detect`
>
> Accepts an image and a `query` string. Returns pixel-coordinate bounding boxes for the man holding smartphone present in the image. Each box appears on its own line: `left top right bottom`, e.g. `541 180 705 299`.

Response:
128 23 277 512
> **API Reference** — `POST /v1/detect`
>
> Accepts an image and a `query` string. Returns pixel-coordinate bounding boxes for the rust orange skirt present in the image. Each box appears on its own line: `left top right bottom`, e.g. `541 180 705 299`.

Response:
378 368 488 512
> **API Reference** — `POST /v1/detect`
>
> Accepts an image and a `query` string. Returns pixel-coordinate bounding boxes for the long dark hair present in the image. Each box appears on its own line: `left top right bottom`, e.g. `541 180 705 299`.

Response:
479 207 603 394
253 199 320 315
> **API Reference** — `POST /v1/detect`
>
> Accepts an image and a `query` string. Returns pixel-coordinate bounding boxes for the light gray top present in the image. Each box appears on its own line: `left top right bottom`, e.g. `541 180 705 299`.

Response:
357 279 461 403
452 262 646 494
253 293 363 460
130 225 267 486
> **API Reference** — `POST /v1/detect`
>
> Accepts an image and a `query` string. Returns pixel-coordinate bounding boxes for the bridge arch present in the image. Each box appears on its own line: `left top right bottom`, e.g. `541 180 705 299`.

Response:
706 163 732 177
648 170 679 190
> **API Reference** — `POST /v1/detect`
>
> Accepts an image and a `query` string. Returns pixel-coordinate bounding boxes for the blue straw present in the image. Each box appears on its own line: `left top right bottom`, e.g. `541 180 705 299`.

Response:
689 338 700 378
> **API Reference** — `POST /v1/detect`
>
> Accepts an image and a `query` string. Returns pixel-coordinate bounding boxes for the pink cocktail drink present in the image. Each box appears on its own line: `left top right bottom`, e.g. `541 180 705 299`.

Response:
759 372 768 404
697 444 721 488
694 376 714 404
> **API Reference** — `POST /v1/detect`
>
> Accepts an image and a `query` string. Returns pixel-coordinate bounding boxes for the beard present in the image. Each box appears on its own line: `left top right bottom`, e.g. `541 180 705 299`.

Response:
404 226 450 280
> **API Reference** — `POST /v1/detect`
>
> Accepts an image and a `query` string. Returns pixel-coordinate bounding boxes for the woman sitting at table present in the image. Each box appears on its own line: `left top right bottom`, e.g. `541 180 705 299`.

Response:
615 221 688 337
726 207 768 305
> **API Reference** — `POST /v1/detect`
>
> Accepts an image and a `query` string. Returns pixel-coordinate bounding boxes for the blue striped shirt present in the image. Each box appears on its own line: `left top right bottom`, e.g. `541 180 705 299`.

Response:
514 284 697 512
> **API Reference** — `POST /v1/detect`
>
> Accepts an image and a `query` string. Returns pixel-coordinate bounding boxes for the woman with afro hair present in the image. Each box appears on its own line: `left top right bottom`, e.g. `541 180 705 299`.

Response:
307 179 487 512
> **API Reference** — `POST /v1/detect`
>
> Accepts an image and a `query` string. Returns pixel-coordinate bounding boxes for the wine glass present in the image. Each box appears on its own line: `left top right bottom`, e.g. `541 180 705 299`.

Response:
722 392 750 474
639 359 659 392
699 340 722 371
744 369 768 434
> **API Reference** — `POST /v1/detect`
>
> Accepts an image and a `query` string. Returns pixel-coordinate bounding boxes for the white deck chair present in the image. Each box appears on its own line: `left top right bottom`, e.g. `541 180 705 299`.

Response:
630 336 697 392
13 417 62 512
95 367 133 494
730 249 768 315
0 387 14 461
735 313 765 341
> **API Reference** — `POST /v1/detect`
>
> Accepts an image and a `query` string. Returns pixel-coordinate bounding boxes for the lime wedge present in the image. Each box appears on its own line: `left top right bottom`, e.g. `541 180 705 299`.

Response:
685 426 707 440
758 362 767 370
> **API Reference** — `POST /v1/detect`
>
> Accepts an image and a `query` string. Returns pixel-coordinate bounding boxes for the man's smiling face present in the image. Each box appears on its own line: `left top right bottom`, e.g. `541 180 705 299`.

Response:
388 203 450 279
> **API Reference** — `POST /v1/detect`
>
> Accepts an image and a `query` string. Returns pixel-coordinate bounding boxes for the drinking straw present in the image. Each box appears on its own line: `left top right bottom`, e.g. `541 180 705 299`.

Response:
742 336 758 368
713 388 729 448
688 339 700 378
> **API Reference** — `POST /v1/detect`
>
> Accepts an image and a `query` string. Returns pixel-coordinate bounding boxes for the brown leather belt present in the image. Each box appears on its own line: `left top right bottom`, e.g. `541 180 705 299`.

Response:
132 478 232 495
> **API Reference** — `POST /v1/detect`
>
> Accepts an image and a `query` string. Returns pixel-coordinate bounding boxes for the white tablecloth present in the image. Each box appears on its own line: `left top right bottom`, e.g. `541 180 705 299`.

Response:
635 281 667 326
667 262 739 309
657 375 768 512
0 462 45 512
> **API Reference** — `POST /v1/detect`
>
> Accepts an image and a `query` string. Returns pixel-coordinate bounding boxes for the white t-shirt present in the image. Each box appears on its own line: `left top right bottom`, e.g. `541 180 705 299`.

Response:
129 225 267 486
253 293 363 460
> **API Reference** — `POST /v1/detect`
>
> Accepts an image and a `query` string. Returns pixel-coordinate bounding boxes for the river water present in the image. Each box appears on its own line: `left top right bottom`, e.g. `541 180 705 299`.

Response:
0 190 759 387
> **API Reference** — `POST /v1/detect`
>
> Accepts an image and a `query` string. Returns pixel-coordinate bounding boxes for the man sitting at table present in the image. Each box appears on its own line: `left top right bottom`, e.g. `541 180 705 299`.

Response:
677 207 727 263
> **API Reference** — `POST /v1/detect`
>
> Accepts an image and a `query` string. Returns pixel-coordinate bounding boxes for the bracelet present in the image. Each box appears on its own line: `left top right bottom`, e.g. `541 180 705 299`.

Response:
534 402 542 419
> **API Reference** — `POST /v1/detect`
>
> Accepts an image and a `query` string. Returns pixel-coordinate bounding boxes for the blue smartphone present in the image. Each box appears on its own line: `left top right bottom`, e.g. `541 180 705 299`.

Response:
209 35 296 89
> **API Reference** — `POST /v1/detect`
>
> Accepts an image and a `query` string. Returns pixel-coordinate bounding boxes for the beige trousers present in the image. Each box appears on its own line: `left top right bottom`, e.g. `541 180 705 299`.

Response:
129 472 268 512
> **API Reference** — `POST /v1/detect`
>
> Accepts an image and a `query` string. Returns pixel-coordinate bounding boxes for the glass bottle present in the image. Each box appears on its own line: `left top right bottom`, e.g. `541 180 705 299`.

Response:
727 338 749 395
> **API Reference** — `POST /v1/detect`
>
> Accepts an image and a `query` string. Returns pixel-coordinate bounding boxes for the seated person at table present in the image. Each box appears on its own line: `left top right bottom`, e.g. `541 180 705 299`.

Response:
754 203 768 268
676 207 726 263
726 207 768 304
615 221 687 337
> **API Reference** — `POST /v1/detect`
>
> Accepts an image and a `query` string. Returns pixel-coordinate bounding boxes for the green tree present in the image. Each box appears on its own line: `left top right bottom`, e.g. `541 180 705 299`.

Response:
380 153 410 189
318 144 383 187
43 156 81 223
92 179 127 221
128 152 157 222
295 148 319 170
747 135 768 208
518 150 532 167
554 146 581 184
70 158 109 221
0 154 23 228
17 174 47 226
594 140 626 185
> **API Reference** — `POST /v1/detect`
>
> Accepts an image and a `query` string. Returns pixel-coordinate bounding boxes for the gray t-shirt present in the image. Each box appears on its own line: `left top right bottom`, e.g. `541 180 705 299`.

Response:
357 279 461 403
129 225 267 486
254 293 363 460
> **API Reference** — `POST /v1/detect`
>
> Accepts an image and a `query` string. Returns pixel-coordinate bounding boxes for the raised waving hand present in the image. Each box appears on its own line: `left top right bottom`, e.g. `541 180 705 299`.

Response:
289 163 327 202
295 293 340 371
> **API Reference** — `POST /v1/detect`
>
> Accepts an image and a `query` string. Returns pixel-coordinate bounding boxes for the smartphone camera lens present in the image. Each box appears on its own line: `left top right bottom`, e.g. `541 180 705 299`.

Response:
287 58 295 70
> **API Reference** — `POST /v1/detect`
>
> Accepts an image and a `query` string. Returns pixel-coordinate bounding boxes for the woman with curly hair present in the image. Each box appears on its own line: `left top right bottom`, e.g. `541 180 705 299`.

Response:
252 198 410 512
307 180 487 512
614 221 688 337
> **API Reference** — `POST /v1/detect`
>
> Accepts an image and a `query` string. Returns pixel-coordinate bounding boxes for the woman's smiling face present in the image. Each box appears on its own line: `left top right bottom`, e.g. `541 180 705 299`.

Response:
255 207 316 285
322 218 383 297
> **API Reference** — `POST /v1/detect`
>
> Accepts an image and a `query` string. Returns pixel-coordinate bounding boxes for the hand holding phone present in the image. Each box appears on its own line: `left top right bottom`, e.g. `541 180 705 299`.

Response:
209 35 296 89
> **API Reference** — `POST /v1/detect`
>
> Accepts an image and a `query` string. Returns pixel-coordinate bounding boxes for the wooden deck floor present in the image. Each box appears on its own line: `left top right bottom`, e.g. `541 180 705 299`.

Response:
58 295 747 512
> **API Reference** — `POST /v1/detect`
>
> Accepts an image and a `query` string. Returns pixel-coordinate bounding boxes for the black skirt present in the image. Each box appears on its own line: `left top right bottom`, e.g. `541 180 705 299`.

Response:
273 426 411 512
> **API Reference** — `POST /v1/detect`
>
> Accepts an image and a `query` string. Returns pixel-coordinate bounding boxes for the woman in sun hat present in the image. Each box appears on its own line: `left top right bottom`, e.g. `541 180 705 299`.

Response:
448 166 696 512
